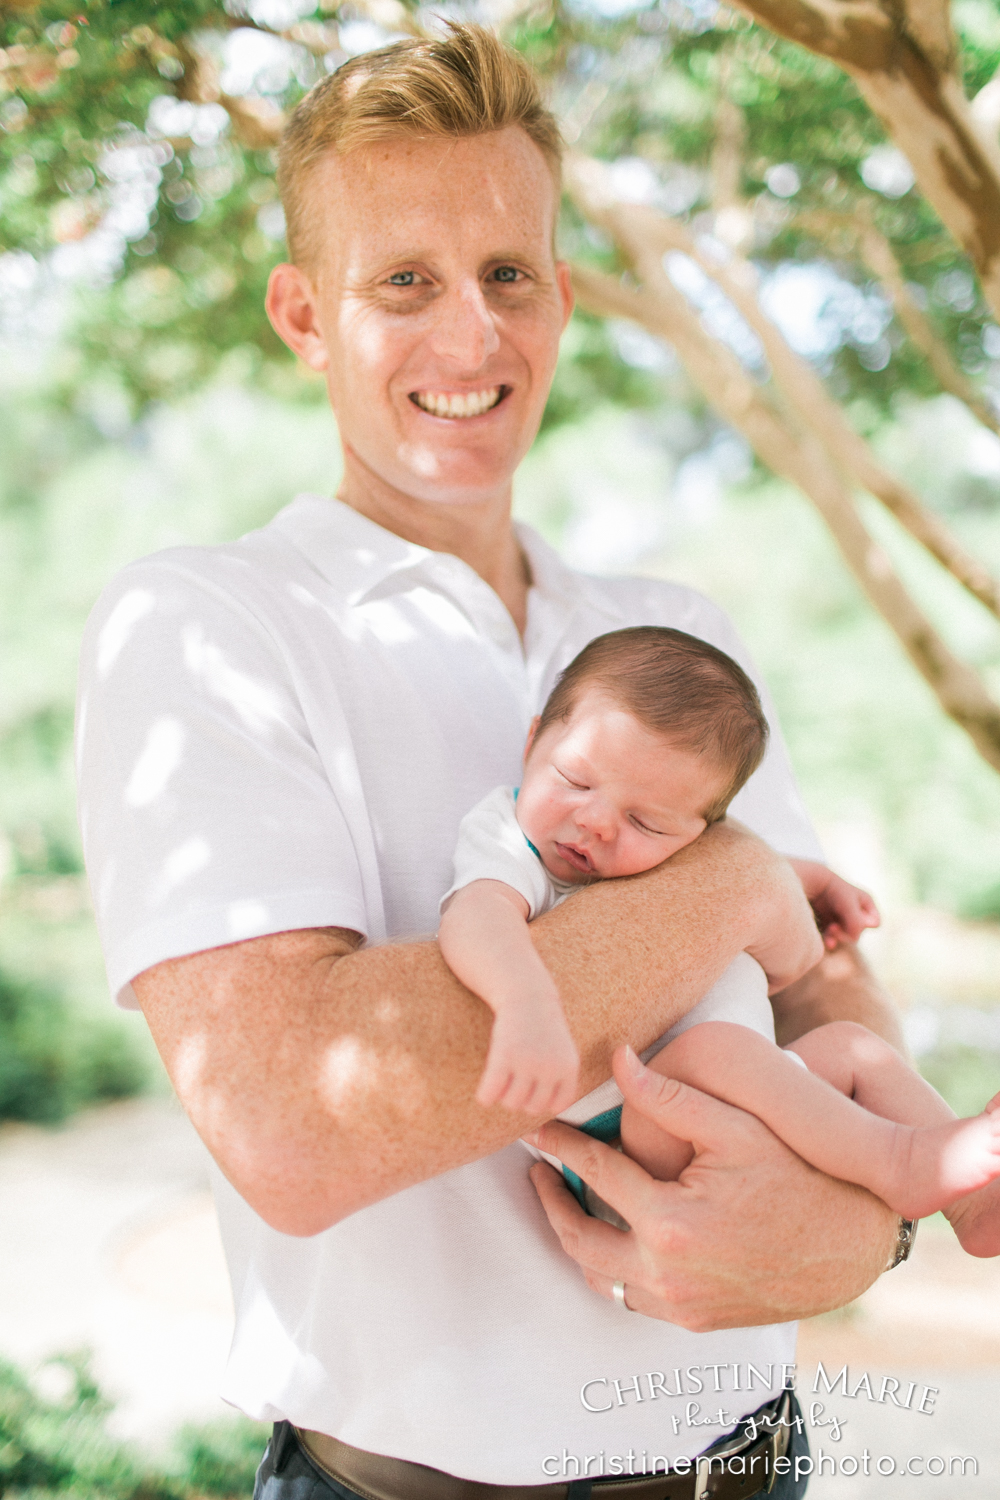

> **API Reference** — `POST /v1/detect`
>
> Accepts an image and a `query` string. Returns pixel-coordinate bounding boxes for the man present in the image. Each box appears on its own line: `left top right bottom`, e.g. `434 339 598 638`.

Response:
76 25 905 1500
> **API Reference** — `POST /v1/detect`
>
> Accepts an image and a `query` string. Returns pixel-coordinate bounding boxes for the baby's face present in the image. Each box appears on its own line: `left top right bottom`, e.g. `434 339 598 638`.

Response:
516 687 726 885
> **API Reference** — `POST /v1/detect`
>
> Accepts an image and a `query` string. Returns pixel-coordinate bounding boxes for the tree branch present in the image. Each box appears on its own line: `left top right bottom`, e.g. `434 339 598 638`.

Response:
566 159 1000 772
801 208 1000 440
732 0 1000 326
654 211 1000 620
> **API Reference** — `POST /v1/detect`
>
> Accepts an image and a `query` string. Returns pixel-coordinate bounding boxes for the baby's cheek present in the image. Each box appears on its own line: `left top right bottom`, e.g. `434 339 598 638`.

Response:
615 841 674 878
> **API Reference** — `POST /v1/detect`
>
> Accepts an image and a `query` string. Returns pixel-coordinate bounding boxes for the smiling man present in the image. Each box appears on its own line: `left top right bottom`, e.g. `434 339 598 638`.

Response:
76 26 906 1500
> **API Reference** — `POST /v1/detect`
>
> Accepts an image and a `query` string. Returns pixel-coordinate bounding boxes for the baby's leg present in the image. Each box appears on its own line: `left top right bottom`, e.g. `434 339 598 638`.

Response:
788 1020 953 1127
622 1022 1000 1242
793 1022 1000 1256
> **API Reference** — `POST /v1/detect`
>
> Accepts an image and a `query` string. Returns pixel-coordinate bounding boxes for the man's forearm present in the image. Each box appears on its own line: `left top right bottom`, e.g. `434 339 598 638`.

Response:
771 940 907 1053
135 820 801 1236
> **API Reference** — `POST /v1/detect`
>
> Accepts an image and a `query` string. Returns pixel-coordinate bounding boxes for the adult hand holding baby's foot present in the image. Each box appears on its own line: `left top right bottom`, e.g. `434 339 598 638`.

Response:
475 995 580 1116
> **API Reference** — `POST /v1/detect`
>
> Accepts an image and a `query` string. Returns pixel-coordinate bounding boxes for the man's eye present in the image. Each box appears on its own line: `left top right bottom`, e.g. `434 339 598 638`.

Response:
387 271 418 286
493 266 520 283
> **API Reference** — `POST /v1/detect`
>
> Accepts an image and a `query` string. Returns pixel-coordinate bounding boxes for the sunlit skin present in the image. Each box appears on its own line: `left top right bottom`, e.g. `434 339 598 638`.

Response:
122 114 904 1307
265 128 573 631
515 689 726 884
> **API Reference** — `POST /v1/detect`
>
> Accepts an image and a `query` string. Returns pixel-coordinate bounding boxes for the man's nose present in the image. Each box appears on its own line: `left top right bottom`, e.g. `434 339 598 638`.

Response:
427 278 501 369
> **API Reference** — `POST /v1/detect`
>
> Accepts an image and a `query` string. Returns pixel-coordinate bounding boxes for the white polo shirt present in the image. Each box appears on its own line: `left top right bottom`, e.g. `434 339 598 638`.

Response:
76 494 823 1484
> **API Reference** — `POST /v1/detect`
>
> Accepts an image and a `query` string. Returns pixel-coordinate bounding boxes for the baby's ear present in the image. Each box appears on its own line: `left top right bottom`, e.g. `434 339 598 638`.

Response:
523 716 542 760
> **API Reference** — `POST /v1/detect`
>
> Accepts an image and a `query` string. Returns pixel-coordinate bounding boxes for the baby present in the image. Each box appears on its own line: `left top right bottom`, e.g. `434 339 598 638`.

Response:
439 627 1000 1258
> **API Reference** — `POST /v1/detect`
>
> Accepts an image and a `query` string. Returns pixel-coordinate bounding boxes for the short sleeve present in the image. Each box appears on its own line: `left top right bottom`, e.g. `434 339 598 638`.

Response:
76 557 368 1007
439 787 556 920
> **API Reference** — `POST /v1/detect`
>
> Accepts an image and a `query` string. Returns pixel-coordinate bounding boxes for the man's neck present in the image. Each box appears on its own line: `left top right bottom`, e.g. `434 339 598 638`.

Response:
337 457 532 636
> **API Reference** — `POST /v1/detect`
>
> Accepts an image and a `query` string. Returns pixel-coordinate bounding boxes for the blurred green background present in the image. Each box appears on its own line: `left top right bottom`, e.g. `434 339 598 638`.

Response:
2 0 1000 1489
2 0 1000 1127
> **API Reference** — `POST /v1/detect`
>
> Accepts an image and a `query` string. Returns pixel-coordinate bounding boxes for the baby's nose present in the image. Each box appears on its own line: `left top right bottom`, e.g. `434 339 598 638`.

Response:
577 798 616 840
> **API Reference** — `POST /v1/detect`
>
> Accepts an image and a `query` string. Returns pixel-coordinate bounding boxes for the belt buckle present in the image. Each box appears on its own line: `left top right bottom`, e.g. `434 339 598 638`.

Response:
694 1396 785 1500
763 1424 780 1495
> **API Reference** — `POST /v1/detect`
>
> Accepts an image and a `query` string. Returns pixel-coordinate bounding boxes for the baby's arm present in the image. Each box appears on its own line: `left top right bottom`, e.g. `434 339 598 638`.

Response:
439 880 580 1115
726 823 825 992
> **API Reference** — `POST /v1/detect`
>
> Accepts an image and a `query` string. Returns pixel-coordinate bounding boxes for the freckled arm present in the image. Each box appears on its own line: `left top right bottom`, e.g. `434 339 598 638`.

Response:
134 819 800 1235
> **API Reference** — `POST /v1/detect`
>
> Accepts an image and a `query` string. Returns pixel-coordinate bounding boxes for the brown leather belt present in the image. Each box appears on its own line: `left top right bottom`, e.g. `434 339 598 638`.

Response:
297 1391 795 1500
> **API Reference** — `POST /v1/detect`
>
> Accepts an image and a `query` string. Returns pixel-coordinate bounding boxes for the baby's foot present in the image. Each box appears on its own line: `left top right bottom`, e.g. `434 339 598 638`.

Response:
945 1178 1000 1257
895 1093 1000 1222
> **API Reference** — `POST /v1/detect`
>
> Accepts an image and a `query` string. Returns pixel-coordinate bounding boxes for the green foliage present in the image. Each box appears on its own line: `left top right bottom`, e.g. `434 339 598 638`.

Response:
0 1354 267 1498
919 1045 1000 1119
1 0 998 421
172 1418 270 1496
0 966 149 1123
960 881 1000 922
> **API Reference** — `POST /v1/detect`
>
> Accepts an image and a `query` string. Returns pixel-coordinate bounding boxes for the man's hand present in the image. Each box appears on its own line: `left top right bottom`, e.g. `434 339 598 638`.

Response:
790 859 880 950
527 1044 897 1328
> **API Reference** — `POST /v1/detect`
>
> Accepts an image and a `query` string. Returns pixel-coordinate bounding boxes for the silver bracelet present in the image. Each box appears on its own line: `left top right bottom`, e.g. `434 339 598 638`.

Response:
887 1217 917 1270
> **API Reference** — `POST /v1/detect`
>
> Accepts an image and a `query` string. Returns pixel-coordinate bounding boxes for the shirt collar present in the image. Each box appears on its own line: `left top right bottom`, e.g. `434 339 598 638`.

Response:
269 494 437 606
514 522 625 625
269 492 625 626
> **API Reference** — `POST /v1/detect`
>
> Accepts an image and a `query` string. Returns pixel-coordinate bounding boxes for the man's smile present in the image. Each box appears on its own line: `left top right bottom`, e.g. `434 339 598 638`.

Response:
410 386 506 419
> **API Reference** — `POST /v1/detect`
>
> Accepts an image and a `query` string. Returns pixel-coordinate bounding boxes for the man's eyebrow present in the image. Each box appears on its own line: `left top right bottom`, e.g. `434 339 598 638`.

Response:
357 246 546 275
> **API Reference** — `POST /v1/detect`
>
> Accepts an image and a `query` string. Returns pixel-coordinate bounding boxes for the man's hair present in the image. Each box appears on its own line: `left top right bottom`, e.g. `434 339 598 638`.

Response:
535 627 770 823
278 24 563 267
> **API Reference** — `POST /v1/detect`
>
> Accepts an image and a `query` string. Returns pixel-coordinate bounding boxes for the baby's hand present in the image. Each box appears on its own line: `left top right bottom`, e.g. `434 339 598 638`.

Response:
476 995 580 1116
789 859 880 949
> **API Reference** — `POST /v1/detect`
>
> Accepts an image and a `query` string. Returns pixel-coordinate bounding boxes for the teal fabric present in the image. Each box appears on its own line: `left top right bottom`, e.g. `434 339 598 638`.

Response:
561 1104 623 1208
512 786 541 859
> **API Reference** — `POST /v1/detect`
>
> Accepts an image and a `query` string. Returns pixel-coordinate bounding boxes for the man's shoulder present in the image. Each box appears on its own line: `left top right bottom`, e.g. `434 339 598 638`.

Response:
82 506 305 640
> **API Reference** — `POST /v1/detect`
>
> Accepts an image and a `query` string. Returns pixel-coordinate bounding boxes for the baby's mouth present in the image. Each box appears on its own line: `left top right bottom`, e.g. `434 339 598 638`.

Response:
410 387 505 419
555 842 593 874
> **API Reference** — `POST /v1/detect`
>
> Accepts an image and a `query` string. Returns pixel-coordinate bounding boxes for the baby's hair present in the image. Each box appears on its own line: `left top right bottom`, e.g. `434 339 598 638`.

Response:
535 627 769 823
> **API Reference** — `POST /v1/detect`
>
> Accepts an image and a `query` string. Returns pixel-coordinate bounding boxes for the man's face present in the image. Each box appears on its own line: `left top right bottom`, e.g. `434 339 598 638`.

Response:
272 127 573 509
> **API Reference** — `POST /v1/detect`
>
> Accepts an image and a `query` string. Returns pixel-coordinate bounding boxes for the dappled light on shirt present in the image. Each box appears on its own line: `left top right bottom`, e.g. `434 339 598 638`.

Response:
153 835 212 904
182 623 285 735
125 715 185 807
96 587 154 677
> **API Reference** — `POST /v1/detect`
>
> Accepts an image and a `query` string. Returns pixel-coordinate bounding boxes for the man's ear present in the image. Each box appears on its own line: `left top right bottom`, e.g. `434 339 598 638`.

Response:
523 715 542 762
555 260 574 332
265 262 330 371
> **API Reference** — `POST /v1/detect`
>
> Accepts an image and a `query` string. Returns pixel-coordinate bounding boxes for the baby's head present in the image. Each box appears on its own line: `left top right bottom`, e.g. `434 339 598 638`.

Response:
516 627 769 884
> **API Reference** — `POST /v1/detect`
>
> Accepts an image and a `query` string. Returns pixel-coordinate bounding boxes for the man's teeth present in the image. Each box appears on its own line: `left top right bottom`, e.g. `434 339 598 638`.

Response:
414 388 501 418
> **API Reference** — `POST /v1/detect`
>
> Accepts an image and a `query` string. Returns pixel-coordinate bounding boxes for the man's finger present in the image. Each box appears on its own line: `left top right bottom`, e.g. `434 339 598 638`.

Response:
526 1118 664 1223
529 1159 642 1281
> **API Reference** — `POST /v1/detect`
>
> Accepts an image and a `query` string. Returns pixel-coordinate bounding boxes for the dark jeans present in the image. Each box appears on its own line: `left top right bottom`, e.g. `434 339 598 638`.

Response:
253 1398 812 1500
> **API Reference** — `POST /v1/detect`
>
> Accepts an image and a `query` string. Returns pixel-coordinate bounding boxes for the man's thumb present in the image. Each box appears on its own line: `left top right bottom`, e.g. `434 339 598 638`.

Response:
613 1044 726 1149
